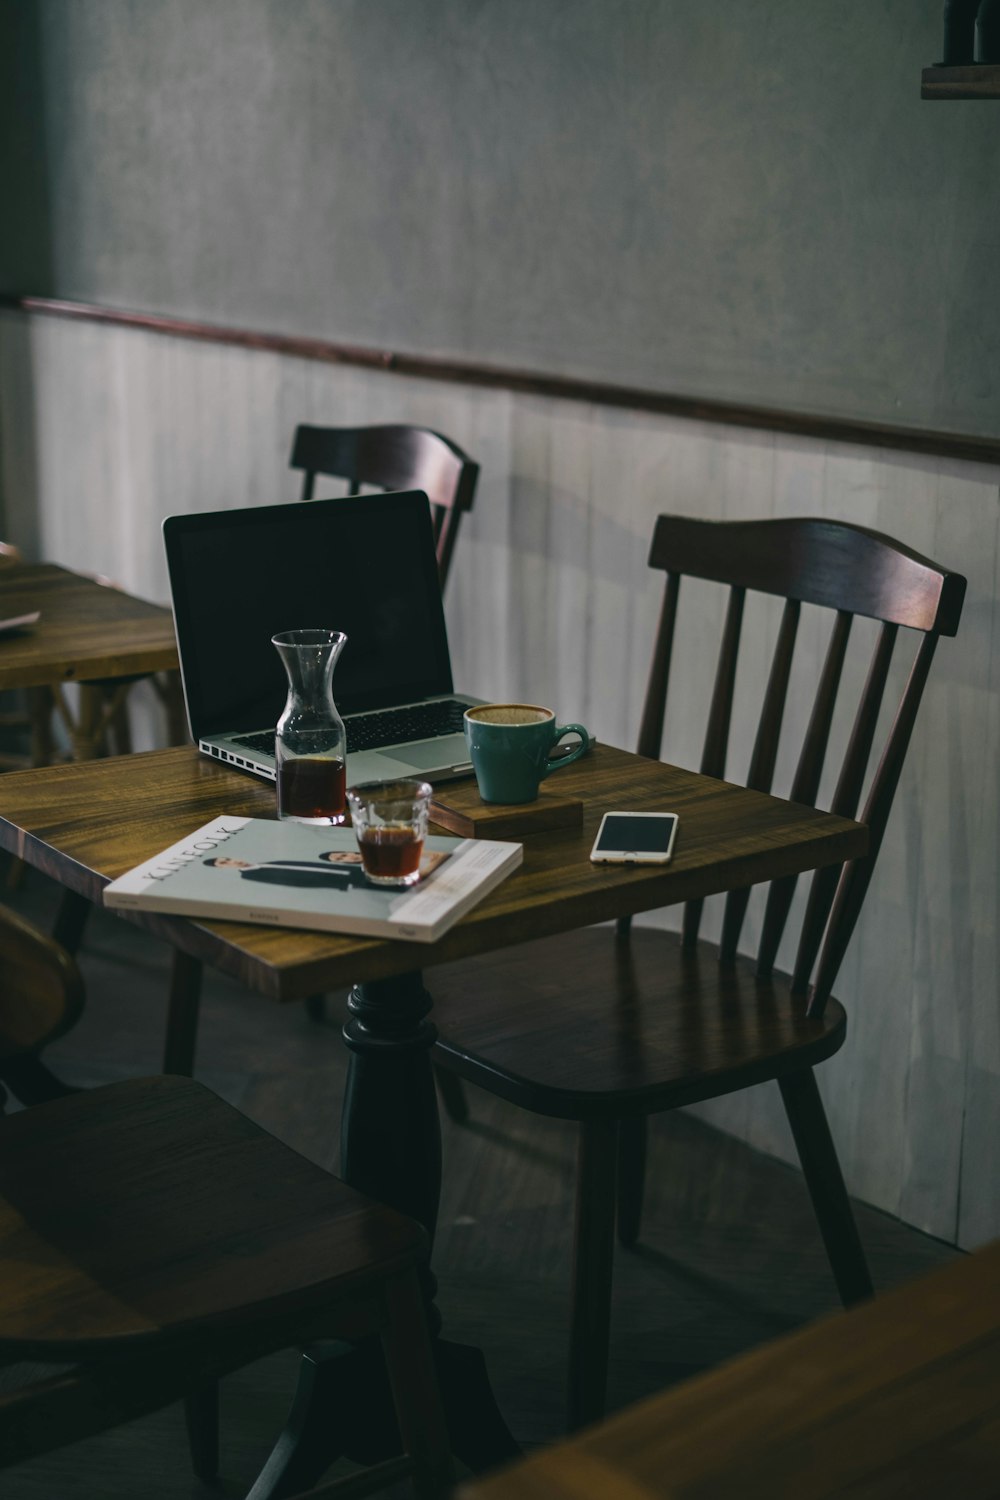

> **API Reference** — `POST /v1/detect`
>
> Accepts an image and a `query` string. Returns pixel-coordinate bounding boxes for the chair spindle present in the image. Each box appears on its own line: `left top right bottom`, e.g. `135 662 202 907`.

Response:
683 585 745 948
636 573 681 762
757 610 853 976
619 573 681 939
720 598 800 961
791 621 898 995
808 632 939 1018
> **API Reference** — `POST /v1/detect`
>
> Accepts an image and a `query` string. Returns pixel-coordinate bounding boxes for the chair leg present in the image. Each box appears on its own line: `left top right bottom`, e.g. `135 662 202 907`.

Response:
163 951 203 1076
72 684 106 761
381 1268 455 1499
616 1114 647 1249
568 1118 619 1432
26 686 56 766
154 668 189 746
183 1383 219 1481
778 1068 874 1306
107 684 133 756
53 889 91 956
434 1063 470 1125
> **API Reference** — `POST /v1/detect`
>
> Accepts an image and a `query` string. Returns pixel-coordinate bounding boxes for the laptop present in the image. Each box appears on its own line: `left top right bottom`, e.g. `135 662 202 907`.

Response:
163 490 482 785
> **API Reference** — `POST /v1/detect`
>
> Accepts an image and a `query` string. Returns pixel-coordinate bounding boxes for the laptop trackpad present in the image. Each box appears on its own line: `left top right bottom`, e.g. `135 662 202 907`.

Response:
347 750 421 781
398 736 469 770
347 738 471 783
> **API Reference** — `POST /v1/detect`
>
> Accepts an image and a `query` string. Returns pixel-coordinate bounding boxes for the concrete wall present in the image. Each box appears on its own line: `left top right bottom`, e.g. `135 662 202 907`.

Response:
3 0 999 434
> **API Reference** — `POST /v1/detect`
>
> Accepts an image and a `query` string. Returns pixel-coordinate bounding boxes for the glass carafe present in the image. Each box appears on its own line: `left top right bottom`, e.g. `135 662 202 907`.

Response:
272 629 348 824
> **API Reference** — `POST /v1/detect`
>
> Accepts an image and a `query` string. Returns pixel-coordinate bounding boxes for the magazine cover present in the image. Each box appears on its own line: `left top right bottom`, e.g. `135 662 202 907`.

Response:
104 817 522 942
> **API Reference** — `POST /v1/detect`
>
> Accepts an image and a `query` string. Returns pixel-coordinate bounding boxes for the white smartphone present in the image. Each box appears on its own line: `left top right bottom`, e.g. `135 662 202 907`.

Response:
590 810 679 865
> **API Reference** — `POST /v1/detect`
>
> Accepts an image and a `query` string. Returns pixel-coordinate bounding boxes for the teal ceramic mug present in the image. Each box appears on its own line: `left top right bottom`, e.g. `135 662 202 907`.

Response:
464 703 590 804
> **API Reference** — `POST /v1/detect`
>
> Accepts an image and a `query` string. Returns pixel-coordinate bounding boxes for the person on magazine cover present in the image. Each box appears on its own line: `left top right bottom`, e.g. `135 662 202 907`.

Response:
203 853 368 889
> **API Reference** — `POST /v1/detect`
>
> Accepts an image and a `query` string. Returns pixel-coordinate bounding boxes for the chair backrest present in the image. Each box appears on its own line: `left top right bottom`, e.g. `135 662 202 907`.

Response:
289 424 480 588
633 516 966 1017
0 907 84 1097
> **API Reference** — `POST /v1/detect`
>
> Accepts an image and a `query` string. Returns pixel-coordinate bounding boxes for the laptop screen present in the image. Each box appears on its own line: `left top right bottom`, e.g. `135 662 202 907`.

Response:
163 491 454 738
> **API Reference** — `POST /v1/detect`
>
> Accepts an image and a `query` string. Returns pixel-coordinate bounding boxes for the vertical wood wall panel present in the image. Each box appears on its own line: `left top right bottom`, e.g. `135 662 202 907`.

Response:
2 308 998 1249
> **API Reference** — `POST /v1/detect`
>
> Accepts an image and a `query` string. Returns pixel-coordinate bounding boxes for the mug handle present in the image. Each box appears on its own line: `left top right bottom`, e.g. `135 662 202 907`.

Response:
542 723 590 778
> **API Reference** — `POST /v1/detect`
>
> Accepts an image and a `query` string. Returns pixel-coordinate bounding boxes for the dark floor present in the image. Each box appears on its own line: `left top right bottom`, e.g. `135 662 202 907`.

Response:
0 860 959 1498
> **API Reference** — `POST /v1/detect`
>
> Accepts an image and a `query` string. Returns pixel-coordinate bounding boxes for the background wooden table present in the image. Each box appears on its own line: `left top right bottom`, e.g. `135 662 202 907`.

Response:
0 562 178 689
462 1239 1000 1500
0 561 180 762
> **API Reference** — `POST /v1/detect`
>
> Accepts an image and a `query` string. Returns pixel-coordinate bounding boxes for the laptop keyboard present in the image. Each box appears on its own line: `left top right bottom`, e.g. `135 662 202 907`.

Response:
231 699 470 758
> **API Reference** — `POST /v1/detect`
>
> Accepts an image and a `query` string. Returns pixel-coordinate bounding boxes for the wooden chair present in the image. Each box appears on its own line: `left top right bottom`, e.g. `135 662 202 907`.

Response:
290 424 480 588
0 910 453 1498
425 515 966 1432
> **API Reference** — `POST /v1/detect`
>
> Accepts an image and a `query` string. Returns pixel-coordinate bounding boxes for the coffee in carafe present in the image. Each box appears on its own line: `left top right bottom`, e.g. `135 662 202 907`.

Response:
272 629 348 825
278 756 347 823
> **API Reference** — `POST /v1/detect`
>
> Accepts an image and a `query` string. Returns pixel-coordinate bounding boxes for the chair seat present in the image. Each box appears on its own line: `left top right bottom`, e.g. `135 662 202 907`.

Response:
0 1076 425 1356
429 926 846 1121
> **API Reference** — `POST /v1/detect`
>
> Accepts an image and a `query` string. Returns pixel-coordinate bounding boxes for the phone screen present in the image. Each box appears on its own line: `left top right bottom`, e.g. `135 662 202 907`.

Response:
594 814 678 854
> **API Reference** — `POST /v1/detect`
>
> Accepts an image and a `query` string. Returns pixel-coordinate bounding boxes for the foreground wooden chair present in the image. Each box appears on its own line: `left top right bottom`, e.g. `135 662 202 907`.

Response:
0 904 85 1064
0 912 452 1498
290 424 479 588
427 515 966 1431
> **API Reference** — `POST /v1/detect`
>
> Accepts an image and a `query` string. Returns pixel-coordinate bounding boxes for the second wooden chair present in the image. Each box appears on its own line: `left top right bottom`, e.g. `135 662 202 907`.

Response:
426 514 966 1431
290 424 480 587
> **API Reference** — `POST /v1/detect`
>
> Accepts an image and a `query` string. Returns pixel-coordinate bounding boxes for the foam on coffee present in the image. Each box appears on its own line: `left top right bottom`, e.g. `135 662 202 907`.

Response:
467 704 553 726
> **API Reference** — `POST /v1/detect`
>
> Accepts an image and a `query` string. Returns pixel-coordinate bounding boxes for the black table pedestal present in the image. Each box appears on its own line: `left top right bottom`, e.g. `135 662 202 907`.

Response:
246 972 521 1499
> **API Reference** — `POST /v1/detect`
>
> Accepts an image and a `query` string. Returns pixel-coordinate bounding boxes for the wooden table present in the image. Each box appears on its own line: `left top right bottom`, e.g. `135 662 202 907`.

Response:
0 742 864 998
0 741 866 1490
462 1239 999 1500
0 560 179 761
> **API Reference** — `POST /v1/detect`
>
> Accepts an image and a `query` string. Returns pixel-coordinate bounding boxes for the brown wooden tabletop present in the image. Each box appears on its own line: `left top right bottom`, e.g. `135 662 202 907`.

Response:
461 1239 999 1500
0 562 178 689
0 742 866 1002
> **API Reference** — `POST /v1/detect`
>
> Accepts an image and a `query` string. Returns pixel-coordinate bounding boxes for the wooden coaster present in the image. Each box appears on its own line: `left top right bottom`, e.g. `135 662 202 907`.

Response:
430 780 583 838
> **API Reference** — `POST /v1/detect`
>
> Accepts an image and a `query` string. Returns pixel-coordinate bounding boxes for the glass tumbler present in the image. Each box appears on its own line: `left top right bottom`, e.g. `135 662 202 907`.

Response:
347 779 433 886
272 629 348 824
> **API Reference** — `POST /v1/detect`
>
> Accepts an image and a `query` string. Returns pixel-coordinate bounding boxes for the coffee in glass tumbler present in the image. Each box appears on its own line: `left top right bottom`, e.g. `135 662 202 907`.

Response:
347 779 432 886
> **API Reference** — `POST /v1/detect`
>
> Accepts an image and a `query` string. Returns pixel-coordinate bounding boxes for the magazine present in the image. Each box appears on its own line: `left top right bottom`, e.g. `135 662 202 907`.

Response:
103 816 522 943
